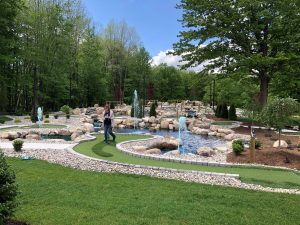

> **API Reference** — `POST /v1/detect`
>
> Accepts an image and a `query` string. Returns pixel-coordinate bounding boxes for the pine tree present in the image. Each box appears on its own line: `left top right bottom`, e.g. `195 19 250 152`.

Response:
150 103 157 117
228 104 237 120
220 103 228 119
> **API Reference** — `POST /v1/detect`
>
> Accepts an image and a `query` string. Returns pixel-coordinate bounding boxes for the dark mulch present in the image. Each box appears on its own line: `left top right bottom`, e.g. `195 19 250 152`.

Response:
228 126 300 170
5 219 29 225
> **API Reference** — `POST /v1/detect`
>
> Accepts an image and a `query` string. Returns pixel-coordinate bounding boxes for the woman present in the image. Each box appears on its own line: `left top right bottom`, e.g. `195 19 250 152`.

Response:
103 105 116 143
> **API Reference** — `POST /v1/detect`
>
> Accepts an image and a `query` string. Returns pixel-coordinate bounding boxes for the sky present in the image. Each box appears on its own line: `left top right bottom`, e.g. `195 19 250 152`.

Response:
82 0 189 69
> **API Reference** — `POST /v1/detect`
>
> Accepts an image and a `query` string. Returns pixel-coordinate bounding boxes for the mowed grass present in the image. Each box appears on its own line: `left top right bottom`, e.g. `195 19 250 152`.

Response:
74 135 300 189
7 158 300 225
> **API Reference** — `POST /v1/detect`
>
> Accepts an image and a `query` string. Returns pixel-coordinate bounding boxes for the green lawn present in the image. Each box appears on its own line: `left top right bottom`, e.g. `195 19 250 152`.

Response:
7 158 300 225
74 135 300 189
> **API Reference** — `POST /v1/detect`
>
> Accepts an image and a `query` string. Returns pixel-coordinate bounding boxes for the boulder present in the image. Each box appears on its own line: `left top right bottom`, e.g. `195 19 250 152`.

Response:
132 145 147 152
142 117 150 123
0 132 9 139
58 129 71 136
26 134 41 140
160 120 170 129
151 137 178 150
149 127 156 132
210 125 219 132
164 150 180 156
214 145 228 152
7 131 19 140
114 119 123 125
83 123 94 133
145 148 161 154
224 133 235 141
90 114 98 119
208 131 217 136
168 124 174 130
273 140 288 148
72 108 81 115
197 146 215 157
139 122 146 128
96 107 104 115
217 128 233 135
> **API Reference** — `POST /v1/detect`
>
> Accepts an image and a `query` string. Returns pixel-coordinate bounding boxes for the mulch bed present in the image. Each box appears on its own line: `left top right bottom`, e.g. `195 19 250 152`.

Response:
227 126 300 170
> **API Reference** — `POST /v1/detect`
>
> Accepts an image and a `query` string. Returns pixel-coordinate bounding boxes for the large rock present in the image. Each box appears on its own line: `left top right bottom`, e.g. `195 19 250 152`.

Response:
151 137 179 150
197 146 215 157
7 131 19 140
83 123 94 133
139 122 146 128
164 150 180 156
58 129 71 136
114 119 123 125
26 134 40 140
224 133 235 141
217 128 233 135
160 120 170 129
145 148 161 154
168 124 174 130
273 140 288 148
96 107 104 115
132 145 147 152
72 108 81 115
210 125 219 132
142 117 150 123
0 132 9 139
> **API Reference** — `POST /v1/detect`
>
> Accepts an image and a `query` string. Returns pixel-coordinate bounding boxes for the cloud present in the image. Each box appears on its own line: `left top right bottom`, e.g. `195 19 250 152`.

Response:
151 49 209 73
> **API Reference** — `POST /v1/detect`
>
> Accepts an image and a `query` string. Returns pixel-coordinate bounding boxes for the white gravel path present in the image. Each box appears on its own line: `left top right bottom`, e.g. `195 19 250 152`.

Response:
1 142 300 195
0 142 73 150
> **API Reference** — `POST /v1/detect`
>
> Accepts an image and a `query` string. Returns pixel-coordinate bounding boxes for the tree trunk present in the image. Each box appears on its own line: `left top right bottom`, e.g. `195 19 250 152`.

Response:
31 66 38 122
259 75 269 107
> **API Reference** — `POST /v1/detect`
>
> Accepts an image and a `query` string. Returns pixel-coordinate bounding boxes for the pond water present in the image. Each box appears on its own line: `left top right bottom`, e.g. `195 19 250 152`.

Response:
41 134 71 141
115 128 226 154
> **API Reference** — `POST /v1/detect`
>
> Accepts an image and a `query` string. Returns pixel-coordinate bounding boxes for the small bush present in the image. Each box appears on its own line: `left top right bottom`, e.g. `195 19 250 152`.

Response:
60 105 71 115
66 114 70 119
228 104 237 120
0 151 18 224
45 114 49 118
54 114 59 119
44 119 50 123
0 119 5 124
255 139 262 149
14 119 21 123
13 139 24 152
150 103 157 117
232 139 244 155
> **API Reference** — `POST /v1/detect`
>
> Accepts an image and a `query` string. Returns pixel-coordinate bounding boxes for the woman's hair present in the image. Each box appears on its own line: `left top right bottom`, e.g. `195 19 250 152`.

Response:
105 104 110 110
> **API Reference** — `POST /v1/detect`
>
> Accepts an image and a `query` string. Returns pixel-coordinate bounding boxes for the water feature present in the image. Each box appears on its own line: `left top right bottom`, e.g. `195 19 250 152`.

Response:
133 90 140 130
178 116 187 154
37 107 43 127
115 128 226 154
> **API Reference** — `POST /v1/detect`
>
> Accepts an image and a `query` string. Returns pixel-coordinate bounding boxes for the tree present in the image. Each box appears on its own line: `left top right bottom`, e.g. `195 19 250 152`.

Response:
260 97 299 148
228 104 237 120
0 151 18 224
149 103 157 117
173 0 300 107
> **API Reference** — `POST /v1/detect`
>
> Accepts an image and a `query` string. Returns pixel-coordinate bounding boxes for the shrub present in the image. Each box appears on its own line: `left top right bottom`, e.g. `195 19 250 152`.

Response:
228 104 237 120
0 119 5 124
13 139 24 152
286 140 292 146
60 105 70 115
45 114 49 118
66 114 70 119
44 119 50 123
54 114 59 119
215 104 221 117
150 103 157 117
14 119 21 123
232 139 244 155
0 151 18 224
220 103 228 119
255 139 262 149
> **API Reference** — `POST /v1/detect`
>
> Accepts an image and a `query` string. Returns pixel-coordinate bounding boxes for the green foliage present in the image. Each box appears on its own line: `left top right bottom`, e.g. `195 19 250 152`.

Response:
66 114 70 119
149 103 157 117
45 114 49 118
12 139 23 152
0 119 5 124
0 151 18 224
173 0 300 106
44 119 50 123
228 105 237 120
255 139 262 149
232 139 244 155
260 97 299 131
220 103 228 119
14 119 21 123
60 105 70 115
54 114 58 119
215 104 221 117
109 102 115 109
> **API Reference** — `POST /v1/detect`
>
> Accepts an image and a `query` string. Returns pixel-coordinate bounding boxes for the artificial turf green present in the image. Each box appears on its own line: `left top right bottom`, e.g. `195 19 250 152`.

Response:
74 134 300 189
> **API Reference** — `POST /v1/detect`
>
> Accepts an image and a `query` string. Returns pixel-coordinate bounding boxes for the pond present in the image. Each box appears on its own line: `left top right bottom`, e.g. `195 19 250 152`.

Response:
115 128 226 154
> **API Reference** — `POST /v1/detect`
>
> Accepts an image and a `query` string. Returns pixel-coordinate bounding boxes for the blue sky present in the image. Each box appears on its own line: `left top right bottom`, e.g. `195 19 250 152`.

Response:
82 0 182 57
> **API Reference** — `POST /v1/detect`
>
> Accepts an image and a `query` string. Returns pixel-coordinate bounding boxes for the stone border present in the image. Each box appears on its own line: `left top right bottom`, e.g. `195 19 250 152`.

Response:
114 133 300 174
